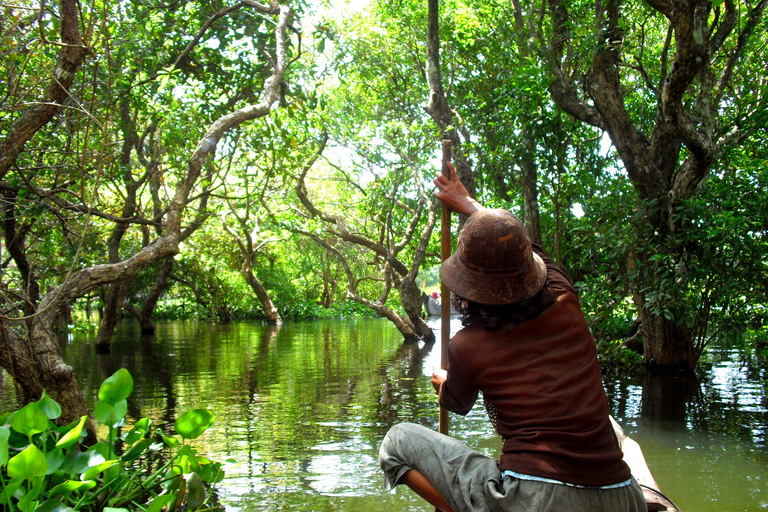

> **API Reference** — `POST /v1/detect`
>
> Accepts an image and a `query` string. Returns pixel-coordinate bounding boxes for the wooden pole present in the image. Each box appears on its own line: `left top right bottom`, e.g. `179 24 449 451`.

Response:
439 139 452 435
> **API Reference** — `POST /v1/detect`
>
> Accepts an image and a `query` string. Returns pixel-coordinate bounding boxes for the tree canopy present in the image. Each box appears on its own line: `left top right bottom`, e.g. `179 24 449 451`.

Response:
1 0 766 424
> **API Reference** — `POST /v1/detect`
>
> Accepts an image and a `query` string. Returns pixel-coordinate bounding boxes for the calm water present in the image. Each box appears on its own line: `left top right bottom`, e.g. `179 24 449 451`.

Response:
1 318 767 511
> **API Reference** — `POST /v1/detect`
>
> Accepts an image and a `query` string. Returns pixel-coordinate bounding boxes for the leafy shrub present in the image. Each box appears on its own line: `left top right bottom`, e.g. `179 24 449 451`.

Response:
597 338 645 376
0 369 223 512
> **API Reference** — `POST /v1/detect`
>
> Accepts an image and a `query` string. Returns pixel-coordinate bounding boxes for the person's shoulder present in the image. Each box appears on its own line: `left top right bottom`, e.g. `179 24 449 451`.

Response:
531 244 577 295
451 325 489 349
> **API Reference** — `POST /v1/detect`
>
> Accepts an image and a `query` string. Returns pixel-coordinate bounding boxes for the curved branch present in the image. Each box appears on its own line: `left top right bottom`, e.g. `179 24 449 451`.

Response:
0 0 89 180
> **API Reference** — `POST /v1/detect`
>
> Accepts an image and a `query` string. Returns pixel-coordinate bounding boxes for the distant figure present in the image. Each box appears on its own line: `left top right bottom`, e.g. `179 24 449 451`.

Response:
427 291 441 316
378 163 646 512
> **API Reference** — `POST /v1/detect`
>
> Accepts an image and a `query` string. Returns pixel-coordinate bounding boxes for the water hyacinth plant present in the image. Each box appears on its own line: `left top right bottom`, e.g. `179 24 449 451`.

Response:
0 368 223 511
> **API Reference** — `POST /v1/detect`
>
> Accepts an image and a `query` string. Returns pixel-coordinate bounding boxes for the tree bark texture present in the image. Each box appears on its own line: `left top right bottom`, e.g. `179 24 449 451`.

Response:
425 0 476 205
242 260 282 324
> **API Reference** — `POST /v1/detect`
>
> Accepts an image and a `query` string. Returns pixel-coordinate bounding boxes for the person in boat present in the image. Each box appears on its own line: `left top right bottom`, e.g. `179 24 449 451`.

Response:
378 163 647 512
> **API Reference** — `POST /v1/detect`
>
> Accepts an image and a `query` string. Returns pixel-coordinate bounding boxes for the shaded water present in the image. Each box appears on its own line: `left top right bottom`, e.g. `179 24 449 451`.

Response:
1 318 767 511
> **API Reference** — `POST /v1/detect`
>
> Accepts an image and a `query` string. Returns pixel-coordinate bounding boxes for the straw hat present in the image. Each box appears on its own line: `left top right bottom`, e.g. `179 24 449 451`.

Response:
440 209 547 305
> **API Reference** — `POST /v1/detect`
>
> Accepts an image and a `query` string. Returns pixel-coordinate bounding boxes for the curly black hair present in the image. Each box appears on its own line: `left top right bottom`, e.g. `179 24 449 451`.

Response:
452 281 556 330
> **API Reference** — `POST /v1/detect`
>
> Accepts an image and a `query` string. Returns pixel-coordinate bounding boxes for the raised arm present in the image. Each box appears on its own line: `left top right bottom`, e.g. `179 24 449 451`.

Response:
433 162 485 217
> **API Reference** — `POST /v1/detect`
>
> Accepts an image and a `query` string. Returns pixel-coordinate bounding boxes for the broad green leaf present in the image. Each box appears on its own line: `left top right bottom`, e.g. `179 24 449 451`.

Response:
32 498 76 512
45 446 64 474
174 409 214 440
48 479 97 498
11 402 49 438
87 441 113 465
55 416 87 450
175 445 200 474
83 459 119 481
94 399 127 427
111 400 128 427
197 458 224 484
94 401 112 425
37 392 62 420
0 427 9 465
8 444 48 479
59 450 105 475
18 482 42 511
121 438 153 463
0 480 22 505
98 369 133 406
163 435 180 448
147 494 176 512
124 417 151 445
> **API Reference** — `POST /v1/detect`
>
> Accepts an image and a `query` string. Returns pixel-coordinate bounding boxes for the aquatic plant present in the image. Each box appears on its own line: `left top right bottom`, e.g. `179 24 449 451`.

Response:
0 369 223 511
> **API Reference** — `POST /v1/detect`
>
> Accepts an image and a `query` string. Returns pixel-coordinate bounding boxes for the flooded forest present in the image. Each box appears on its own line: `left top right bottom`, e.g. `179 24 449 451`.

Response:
0 0 766 510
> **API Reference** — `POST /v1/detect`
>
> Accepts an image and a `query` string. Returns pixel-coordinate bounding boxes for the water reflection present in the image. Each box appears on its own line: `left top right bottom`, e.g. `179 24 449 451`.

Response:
0 319 766 511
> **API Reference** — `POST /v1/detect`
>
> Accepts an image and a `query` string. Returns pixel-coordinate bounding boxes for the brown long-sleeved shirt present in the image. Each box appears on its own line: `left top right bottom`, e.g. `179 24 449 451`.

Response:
439 246 631 487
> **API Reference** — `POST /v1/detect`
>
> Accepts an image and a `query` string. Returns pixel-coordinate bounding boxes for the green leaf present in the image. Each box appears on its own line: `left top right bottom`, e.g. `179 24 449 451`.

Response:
98 369 134 406
197 458 224 484
32 498 76 512
55 416 87 450
175 445 200 474
94 401 112 425
8 444 48 479
45 446 64 474
123 417 151 445
174 410 214 440
37 392 62 420
59 450 105 475
94 399 127 427
48 479 97 498
120 438 153 463
0 480 22 505
147 494 176 512
11 402 49 438
0 427 9 465
83 459 119 481
163 435 180 448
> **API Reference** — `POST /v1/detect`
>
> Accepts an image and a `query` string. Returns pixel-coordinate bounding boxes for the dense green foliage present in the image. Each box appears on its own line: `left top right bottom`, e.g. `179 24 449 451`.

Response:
0 370 221 511
1 0 766 370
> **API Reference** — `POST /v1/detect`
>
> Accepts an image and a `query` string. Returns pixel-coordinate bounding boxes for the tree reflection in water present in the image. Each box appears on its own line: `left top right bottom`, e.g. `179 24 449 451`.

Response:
0 318 765 511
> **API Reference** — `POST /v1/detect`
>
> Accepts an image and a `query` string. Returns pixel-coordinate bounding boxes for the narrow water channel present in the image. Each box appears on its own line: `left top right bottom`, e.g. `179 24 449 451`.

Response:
1 318 766 511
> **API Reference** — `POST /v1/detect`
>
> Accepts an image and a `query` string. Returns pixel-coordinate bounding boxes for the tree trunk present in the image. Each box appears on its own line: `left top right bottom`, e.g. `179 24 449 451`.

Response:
0 319 97 443
96 278 135 348
399 277 436 344
136 256 175 333
242 260 282 324
520 146 542 245
640 310 696 370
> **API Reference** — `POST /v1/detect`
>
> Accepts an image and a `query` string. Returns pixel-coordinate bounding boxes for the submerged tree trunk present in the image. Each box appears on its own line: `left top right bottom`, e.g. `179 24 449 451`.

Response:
96 279 136 349
0 319 96 442
641 314 695 369
136 256 175 333
242 259 282 324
